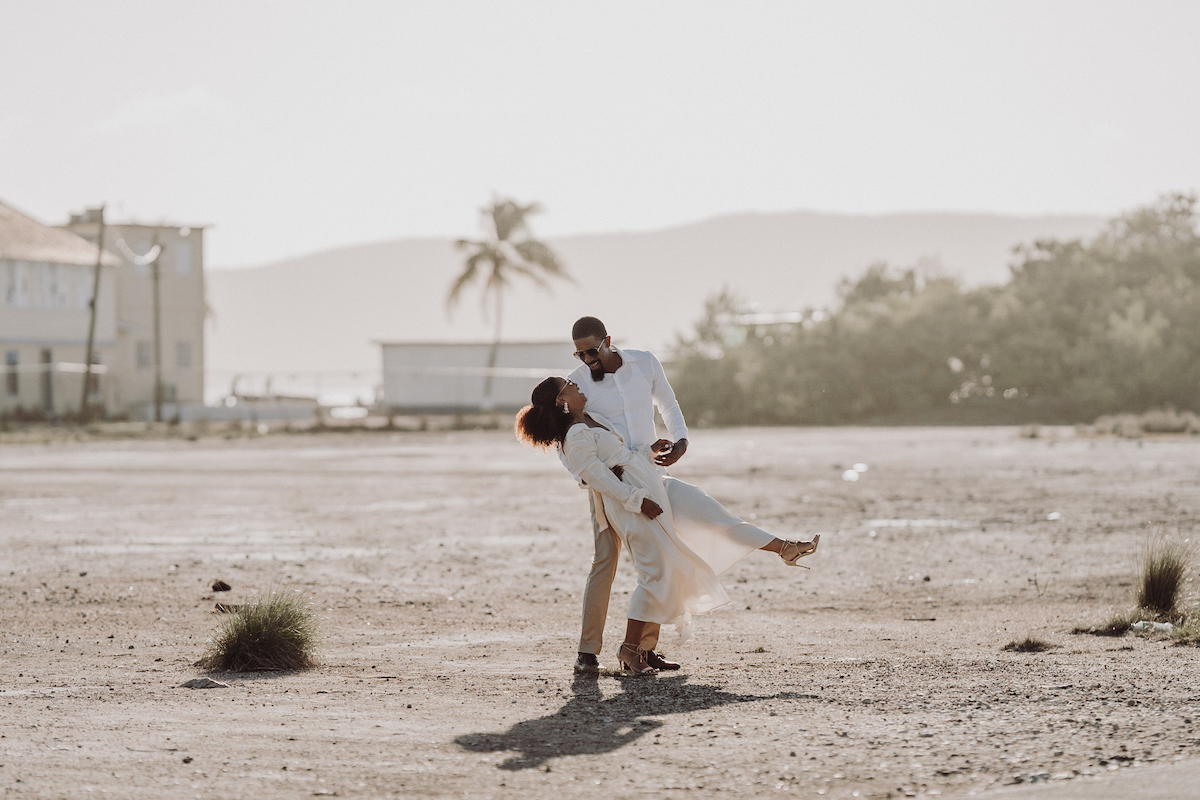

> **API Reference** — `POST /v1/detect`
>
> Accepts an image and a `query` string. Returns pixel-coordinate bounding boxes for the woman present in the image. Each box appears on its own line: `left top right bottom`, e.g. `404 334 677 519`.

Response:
515 376 817 675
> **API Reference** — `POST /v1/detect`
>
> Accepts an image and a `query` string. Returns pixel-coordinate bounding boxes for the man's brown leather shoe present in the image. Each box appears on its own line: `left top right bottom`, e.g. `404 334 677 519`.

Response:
644 651 681 670
574 652 601 674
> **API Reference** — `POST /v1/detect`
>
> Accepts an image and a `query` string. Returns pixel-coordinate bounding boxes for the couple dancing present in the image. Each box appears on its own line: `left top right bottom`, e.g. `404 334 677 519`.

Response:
515 316 818 676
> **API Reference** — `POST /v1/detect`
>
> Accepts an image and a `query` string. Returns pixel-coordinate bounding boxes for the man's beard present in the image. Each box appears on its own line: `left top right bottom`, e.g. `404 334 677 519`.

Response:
589 363 605 382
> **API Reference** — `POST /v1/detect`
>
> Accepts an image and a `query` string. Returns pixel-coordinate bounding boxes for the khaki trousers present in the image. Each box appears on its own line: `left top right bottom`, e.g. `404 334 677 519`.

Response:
577 488 661 655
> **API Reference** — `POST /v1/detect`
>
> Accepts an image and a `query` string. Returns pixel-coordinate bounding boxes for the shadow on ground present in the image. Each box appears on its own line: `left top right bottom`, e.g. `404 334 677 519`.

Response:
455 673 805 770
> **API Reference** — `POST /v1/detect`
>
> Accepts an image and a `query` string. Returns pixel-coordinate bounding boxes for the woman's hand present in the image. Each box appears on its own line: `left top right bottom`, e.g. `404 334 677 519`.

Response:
640 498 663 519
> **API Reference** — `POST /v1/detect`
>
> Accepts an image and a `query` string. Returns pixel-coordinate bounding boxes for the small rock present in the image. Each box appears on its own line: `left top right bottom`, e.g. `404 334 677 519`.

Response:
211 580 232 592
182 756 193 764
179 678 229 689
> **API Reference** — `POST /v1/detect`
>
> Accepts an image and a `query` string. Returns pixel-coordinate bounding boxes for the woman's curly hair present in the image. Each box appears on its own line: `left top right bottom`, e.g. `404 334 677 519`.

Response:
515 376 572 448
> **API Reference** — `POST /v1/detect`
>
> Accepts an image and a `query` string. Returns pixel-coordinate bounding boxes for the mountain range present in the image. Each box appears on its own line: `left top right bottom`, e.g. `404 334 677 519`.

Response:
204 209 1107 388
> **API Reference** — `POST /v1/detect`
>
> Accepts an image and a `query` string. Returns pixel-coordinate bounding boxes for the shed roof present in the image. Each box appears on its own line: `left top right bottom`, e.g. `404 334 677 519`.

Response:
375 340 567 348
0 200 119 267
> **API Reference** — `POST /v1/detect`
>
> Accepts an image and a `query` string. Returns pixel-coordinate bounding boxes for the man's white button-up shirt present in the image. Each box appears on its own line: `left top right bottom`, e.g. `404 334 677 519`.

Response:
557 346 688 484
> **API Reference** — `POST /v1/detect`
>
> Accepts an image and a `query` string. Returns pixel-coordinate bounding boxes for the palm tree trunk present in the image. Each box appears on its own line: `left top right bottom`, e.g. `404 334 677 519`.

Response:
481 290 503 410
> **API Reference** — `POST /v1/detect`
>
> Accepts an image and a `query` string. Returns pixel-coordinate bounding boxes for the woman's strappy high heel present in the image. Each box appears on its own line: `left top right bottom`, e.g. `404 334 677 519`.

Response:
617 642 659 676
779 534 819 567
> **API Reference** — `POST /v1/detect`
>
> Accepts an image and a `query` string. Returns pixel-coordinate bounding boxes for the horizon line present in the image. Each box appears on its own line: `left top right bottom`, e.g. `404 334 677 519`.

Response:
208 205 1112 272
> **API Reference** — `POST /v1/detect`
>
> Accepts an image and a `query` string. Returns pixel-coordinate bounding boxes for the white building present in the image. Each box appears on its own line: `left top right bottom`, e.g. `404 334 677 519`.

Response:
64 208 207 419
379 341 577 413
0 200 207 420
0 202 120 418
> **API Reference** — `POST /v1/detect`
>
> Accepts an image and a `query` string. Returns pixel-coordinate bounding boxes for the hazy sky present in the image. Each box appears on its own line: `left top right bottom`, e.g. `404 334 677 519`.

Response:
3 1 1197 267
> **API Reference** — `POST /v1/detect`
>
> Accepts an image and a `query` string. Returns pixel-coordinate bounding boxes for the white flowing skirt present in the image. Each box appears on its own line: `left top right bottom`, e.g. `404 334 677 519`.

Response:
596 460 775 640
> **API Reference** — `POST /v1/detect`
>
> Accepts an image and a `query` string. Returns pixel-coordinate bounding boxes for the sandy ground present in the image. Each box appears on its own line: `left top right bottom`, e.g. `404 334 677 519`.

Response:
2 425 1200 799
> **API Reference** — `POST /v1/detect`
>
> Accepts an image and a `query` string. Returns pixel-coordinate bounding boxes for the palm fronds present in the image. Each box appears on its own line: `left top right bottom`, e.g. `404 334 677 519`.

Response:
446 197 570 320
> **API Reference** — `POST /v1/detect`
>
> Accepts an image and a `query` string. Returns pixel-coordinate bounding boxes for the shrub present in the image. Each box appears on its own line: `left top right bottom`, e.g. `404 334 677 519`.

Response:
1071 610 1134 637
1137 534 1193 616
1002 636 1054 653
1140 408 1193 434
201 588 318 672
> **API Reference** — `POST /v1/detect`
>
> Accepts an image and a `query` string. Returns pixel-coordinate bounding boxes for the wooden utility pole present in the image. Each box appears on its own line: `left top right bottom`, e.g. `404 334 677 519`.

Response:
152 247 163 423
79 205 106 423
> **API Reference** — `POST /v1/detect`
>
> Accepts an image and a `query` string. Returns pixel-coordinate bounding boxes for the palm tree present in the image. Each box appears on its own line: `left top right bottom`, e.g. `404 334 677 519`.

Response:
448 198 571 409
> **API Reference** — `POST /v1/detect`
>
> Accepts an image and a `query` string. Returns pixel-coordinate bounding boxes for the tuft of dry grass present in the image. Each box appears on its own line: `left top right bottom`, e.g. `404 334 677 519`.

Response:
200 588 318 672
1169 616 1200 647
1002 636 1055 653
1137 533 1193 616
1071 609 1135 637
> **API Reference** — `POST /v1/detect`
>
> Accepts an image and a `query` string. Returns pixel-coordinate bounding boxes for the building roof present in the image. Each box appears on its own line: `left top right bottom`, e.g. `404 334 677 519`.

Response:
0 200 119 267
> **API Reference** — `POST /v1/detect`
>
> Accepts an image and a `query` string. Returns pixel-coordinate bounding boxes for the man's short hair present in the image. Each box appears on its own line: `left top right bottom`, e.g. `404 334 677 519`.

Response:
572 316 607 341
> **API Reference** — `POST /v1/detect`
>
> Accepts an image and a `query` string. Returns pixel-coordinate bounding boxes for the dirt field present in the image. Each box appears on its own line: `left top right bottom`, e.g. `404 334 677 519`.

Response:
3 425 1199 799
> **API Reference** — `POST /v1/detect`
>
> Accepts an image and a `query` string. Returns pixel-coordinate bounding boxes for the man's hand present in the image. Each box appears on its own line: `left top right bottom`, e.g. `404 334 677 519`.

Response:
610 464 625 481
653 437 688 467
640 498 664 519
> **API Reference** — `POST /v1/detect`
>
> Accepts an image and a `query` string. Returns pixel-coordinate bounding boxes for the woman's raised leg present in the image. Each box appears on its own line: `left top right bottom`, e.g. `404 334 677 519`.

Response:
766 534 819 566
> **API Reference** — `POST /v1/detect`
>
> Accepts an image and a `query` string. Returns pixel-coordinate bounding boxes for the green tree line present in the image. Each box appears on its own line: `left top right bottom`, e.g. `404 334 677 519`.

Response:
670 194 1200 426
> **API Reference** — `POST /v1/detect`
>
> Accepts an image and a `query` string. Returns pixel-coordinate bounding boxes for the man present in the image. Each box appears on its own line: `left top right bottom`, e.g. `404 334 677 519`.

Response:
561 316 689 674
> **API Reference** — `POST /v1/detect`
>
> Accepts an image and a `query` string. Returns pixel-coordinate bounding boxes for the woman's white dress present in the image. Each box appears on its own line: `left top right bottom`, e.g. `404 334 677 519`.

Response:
562 416 772 638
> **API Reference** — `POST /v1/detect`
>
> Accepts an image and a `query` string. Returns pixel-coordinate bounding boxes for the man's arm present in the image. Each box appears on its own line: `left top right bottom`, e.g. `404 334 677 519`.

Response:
647 352 689 466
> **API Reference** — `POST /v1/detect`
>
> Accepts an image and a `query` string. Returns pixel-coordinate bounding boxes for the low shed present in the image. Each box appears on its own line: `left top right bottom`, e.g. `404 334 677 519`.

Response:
378 341 577 413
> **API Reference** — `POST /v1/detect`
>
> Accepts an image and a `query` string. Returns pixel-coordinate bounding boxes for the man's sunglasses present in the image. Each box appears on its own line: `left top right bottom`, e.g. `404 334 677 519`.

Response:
573 343 605 361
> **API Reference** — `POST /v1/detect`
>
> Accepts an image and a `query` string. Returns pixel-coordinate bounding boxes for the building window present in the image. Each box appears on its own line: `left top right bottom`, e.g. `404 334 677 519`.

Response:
136 341 153 369
176 341 192 368
6 261 30 307
5 351 16 396
175 241 194 275
30 262 67 309
50 264 71 308
40 348 53 411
